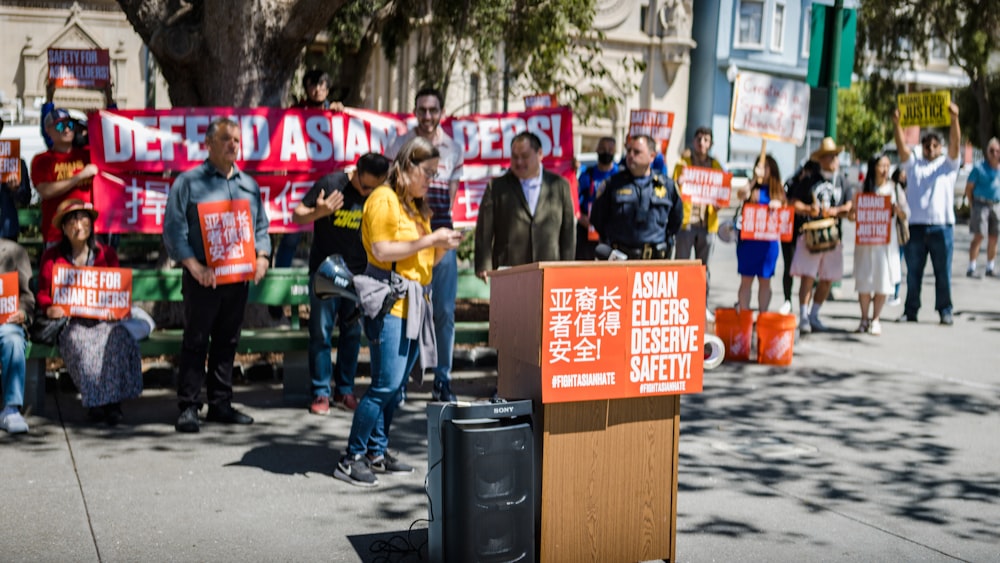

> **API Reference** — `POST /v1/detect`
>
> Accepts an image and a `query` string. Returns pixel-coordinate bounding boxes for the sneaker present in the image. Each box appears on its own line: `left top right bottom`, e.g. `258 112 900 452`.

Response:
799 315 812 334
0 406 29 434
309 395 330 416
966 267 978 278
779 300 792 315
986 269 997 278
175 406 200 433
206 404 254 425
808 315 828 333
939 312 954 326
104 403 123 427
334 454 379 487
869 319 882 336
332 393 358 412
368 452 415 474
431 380 457 402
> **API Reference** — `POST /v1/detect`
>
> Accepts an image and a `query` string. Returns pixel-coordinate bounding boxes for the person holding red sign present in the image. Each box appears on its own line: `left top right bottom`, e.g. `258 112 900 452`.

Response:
0 117 32 241
850 154 908 335
334 137 462 487
36 199 141 425
164 118 272 433
0 238 35 434
673 127 724 288
30 108 99 244
735 155 786 312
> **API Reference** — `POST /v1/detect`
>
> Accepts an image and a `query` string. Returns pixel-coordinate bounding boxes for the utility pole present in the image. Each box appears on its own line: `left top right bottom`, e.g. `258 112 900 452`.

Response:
825 0 845 137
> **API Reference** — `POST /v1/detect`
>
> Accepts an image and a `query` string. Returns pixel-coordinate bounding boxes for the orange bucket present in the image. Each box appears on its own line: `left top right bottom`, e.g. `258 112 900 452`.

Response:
756 312 797 366
714 308 754 362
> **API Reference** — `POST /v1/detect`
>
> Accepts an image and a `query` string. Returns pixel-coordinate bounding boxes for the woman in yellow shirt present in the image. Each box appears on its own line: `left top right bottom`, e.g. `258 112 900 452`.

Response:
335 136 462 487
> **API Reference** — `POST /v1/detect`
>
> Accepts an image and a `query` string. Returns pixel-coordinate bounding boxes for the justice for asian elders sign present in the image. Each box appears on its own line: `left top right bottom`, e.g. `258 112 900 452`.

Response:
540 264 706 403
730 71 810 144
50 265 132 320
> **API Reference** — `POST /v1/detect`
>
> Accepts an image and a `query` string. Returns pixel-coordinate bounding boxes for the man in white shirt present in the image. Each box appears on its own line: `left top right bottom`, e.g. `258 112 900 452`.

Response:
893 102 961 325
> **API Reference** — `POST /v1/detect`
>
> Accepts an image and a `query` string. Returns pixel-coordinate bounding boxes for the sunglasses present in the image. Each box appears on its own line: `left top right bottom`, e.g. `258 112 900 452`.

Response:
54 120 75 133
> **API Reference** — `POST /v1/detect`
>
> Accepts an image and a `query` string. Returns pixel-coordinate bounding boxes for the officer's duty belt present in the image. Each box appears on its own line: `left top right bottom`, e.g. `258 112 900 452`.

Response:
611 241 669 259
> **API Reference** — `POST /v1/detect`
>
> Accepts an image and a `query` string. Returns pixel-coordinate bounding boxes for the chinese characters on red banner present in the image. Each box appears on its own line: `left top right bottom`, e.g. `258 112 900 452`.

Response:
740 204 794 242
540 264 705 403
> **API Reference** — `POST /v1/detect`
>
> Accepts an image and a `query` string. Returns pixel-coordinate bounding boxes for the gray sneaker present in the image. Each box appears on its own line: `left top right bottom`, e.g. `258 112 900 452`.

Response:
334 454 379 487
0 407 28 434
368 452 415 474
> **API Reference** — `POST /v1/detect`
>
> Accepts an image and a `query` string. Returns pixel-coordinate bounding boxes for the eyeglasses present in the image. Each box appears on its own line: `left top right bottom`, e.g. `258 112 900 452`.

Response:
419 165 439 180
54 120 75 133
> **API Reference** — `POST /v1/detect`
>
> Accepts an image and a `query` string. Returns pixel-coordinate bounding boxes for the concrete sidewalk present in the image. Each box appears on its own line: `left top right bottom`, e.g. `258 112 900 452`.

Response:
2 220 999 562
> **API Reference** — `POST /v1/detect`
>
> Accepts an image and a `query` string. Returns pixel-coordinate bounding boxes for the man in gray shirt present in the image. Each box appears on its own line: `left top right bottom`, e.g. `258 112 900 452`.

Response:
163 117 271 433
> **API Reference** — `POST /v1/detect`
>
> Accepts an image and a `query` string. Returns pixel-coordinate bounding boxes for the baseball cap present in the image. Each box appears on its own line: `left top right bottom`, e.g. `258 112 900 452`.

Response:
44 108 73 128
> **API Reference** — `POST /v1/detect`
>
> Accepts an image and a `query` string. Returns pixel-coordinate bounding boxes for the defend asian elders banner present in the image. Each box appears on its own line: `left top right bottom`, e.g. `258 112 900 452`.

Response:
540 264 705 403
50 265 132 320
89 106 575 231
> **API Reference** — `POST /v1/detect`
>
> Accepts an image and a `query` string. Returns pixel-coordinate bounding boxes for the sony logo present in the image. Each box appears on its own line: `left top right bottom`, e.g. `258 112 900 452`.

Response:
493 406 515 415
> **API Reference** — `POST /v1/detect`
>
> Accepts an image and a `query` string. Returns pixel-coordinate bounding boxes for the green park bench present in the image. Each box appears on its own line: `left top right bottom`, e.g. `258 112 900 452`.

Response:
22 266 491 415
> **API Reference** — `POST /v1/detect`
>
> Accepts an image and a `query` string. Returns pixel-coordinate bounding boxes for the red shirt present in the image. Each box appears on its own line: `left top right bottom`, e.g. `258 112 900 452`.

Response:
30 148 94 242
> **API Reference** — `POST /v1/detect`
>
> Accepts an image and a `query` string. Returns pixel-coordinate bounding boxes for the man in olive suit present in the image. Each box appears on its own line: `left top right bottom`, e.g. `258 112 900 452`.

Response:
475 132 576 278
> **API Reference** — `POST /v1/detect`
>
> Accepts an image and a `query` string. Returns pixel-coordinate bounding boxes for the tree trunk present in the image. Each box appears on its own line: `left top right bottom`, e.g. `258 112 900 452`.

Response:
117 0 349 107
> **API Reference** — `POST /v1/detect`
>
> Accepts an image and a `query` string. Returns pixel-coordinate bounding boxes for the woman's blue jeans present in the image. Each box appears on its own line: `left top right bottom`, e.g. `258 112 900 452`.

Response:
0 324 27 408
345 314 417 457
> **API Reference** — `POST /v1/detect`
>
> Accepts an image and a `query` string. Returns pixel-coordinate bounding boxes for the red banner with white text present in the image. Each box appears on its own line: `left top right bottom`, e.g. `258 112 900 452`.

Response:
88 107 575 231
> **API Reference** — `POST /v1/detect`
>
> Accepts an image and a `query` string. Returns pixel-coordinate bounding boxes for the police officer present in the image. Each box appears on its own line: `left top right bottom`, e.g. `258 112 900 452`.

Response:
590 134 683 259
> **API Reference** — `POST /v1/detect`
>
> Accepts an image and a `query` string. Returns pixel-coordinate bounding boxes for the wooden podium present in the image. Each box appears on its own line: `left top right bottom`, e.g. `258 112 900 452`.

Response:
489 260 703 563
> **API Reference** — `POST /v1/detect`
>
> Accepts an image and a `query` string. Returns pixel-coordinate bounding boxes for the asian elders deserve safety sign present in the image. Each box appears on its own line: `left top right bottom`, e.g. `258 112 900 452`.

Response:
540 264 705 403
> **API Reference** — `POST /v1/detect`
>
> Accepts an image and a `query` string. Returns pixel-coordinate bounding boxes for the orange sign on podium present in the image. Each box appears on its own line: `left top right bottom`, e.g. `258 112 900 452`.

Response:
539 263 706 403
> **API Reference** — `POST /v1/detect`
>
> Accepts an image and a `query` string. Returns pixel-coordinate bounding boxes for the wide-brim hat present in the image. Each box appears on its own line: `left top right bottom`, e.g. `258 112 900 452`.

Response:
810 137 844 160
53 198 98 227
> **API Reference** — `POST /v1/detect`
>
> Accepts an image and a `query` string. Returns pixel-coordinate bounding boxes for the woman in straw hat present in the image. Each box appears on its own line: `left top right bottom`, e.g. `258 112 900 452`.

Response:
35 199 142 425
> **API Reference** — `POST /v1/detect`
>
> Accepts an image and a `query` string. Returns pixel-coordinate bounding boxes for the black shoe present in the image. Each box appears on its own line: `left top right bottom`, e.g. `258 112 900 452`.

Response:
898 313 918 323
334 454 379 487
175 406 200 433
368 452 415 474
87 407 106 423
431 380 457 402
206 404 254 425
939 312 954 326
104 403 123 427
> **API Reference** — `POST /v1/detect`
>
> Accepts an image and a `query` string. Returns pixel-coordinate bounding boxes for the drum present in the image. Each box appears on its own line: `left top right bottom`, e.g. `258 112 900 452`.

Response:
802 218 839 253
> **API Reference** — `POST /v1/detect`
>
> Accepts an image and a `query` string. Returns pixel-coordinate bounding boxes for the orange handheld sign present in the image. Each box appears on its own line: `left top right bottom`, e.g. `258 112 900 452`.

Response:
629 110 675 153
47 48 111 89
679 165 732 208
855 193 892 245
50 265 131 320
740 204 793 242
0 139 20 185
540 264 706 403
198 199 257 285
0 271 19 324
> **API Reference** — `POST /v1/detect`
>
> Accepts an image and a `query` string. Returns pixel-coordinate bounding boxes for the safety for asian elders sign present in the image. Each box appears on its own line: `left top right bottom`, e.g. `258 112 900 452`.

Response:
540 263 705 403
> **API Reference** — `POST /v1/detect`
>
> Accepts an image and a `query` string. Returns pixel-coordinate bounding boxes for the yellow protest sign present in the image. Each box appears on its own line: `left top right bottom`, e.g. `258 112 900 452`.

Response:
897 91 951 128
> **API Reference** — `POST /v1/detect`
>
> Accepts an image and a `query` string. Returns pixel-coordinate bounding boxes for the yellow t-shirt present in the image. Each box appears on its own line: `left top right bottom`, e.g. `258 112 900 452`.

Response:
672 156 723 233
362 186 435 317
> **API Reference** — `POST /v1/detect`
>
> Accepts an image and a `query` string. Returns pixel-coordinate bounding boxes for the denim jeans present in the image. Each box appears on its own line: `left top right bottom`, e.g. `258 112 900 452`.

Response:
0 324 27 408
308 277 361 397
346 314 417 457
904 224 953 317
431 249 457 386
274 232 302 268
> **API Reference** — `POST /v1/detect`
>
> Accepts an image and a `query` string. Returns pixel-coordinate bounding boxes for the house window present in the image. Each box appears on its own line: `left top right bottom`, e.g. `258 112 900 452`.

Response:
736 0 765 48
771 2 785 51
930 39 948 62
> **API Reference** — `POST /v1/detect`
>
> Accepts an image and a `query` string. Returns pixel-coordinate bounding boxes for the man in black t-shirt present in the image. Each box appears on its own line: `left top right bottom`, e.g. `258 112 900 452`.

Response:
294 153 390 415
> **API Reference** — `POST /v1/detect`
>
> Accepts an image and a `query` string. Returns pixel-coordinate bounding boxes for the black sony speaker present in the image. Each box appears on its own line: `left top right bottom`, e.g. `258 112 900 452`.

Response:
442 419 534 562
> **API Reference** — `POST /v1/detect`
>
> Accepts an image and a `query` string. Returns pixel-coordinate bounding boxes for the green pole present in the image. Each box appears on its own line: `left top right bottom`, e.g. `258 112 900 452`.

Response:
825 0 844 137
